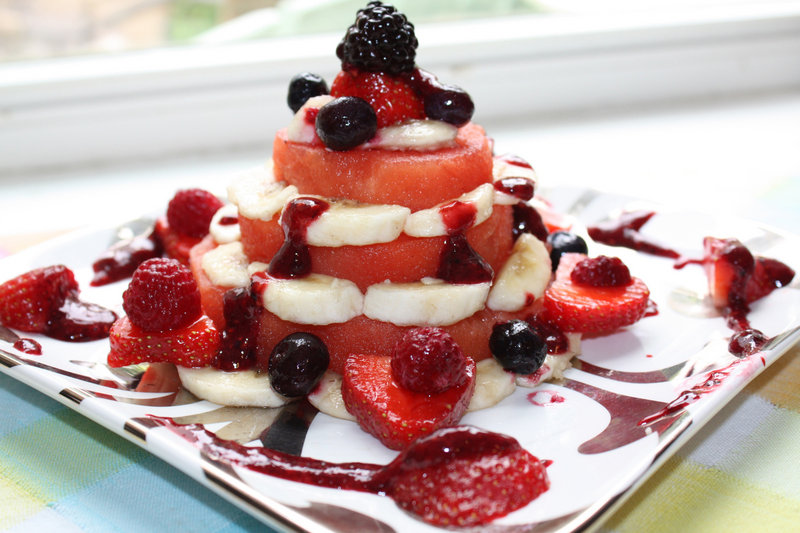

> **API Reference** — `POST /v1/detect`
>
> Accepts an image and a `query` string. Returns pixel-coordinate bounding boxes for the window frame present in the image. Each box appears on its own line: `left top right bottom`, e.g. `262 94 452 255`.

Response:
1 2 799 175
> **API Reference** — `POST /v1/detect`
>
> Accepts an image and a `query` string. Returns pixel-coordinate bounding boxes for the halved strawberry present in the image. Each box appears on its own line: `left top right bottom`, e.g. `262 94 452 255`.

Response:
543 253 650 334
341 354 475 450
378 426 549 527
330 69 424 128
0 265 79 333
108 315 221 368
154 216 201 265
703 237 795 308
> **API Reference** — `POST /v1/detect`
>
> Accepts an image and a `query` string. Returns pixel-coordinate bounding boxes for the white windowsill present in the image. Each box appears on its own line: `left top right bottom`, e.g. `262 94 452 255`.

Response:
1 2 799 174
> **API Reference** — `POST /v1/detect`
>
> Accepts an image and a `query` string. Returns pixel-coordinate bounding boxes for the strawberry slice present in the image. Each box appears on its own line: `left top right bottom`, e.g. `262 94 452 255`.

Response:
154 216 201 265
543 253 650 334
341 354 475 450
378 426 549 527
703 237 795 308
0 264 78 333
108 315 221 368
330 69 424 128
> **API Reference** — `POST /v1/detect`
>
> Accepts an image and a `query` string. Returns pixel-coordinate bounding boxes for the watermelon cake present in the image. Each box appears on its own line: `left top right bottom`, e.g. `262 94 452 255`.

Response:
1 2 796 528
103 1 655 451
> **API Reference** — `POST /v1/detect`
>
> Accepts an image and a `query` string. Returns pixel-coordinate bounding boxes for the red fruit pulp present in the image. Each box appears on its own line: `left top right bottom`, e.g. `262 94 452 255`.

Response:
157 418 548 527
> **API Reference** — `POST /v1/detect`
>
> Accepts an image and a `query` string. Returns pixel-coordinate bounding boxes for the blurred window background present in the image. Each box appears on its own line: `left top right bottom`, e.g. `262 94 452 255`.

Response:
0 0 774 62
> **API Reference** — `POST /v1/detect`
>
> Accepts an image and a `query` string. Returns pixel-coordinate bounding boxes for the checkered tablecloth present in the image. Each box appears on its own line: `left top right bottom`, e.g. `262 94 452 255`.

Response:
1 180 799 533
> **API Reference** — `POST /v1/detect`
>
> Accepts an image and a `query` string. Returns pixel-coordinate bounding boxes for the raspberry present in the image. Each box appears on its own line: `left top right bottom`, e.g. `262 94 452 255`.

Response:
122 258 201 332
336 1 417 75
330 69 424 128
166 189 224 238
391 327 468 394
570 255 632 287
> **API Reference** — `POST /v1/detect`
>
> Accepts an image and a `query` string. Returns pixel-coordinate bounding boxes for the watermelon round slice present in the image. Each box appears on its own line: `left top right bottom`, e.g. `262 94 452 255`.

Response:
239 205 514 291
272 123 493 212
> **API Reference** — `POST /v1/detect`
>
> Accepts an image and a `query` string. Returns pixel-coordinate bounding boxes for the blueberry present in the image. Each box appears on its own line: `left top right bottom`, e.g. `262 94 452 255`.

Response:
547 231 588 271
424 87 474 126
489 320 546 375
287 72 329 113
268 332 329 397
315 97 377 151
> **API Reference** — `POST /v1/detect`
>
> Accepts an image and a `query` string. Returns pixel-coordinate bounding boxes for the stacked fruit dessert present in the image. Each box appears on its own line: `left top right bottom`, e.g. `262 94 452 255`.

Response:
100 0 653 453
0 2 795 528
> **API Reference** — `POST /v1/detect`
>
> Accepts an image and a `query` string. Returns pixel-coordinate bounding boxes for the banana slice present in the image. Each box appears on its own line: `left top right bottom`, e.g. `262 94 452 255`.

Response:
363 278 490 326
306 371 355 421
209 203 241 244
487 233 552 311
227 164 299 221
366 119 458 150
467 358 516 411
261 273 363 325
286 95 334 144
201 241 250 288
516 333 581 387
403 183 495 237
305 200 410 247
177 366 289 407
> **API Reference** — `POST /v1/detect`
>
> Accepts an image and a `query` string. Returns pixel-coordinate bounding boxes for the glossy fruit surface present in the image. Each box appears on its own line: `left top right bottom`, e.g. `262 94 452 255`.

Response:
122 258 202 332
547 230 588 270
489 319 546 374
0 264 78 333
268 332 330 397
315 96 378 150
108 315 220 368
571 255 632 287
544 253 650 334
336 1 417 75
423 87 474 126
287 72 329 113
330 69 424 128
272 122 493 211
166 189 224 238
391 327 468 393
341 353 475 450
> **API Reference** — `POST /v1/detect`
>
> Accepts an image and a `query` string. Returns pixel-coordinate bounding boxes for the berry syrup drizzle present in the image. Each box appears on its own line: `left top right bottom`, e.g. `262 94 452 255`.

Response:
589 210 794 356
587 210 682 260
268 197 329 279
150 417 547 527
13 338 42 355
91 230 162 287
214 287 262 371
639 363 740 426
437 200 493 283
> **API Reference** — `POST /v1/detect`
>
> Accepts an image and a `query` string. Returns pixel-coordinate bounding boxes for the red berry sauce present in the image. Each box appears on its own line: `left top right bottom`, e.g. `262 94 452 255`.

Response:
639 364 738 426
214 287 262 371
91 230 163 287
494 177 535 201
152 417 548 527
268 197 329 279
512 203 549 242
496 153 535 170
587 210 682 260
13 337 42 355
436 200 493 283
527 315 568 354
48 296 118 342
437 234 493 284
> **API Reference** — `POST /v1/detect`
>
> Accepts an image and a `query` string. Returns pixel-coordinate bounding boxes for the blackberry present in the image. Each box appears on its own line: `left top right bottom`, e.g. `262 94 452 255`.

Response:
336 1 417 75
